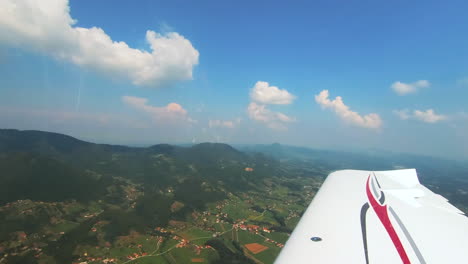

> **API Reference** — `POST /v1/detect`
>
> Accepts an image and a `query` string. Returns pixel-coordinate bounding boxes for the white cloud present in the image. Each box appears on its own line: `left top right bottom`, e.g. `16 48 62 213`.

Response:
209 118 241 129
250 81 295 105
393 109 411 120
414 109 446 123
391 80 430 95
0 0 199 87
246 81 295 130
247 102 295 130
394 108 446 123
315 90 382 129
122 96 194 122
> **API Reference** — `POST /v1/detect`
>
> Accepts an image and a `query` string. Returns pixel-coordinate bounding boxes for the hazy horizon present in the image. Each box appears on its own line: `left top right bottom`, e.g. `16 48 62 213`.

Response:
3 127 467 164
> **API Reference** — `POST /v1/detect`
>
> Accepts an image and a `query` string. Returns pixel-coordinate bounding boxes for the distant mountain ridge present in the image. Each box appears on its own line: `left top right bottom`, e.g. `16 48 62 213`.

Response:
0 129 247 164
241 142 468 171
0 129 276 205
0 129 92 154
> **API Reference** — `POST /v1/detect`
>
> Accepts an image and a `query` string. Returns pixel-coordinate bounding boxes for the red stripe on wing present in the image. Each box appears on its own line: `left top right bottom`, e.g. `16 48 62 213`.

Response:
366 176 411 264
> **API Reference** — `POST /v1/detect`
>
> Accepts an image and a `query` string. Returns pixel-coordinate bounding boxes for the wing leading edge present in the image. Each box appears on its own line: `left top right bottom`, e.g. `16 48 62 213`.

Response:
274 169 468 264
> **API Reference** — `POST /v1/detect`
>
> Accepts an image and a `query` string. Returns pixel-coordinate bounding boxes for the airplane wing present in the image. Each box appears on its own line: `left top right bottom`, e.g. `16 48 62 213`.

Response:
275 169 468 263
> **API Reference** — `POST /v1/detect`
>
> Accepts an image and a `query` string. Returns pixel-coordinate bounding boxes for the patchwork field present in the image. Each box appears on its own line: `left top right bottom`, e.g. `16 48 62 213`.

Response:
245 243 269 254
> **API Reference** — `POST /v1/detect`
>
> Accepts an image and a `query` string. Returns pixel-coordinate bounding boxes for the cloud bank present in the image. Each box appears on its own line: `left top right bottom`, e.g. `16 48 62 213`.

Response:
247 102 295 130
0 0 199 87
391 80 430 95
394 109 446 123
315 90 382 129
122 96 194 123
246 81 296 130
250 81 295 105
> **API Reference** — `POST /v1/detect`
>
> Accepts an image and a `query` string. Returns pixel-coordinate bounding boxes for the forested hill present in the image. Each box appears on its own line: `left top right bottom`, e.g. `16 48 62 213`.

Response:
0 129 250 165
1 129 467 211
0 129 280 206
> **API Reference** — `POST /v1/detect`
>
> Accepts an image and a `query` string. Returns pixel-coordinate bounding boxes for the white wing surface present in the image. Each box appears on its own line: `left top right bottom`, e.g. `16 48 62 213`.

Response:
275 169 468 263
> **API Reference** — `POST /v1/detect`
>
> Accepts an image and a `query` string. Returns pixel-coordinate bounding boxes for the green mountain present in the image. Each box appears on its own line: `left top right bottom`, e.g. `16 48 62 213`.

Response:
0 130 301 264
0 129 279 206
0 152 109 205
0 129 93 154
0 129 250 168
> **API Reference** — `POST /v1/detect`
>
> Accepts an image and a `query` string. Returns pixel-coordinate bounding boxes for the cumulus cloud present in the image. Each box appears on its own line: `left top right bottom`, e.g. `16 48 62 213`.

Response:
122 96 194 122
393 109 411 120
250 81 295 105
247 102 295 130
246 81 295 130
315 90 382 129
391 80 430 95
394 109 446 123
414 109 446 123
0 0 199 87
209 118 241 129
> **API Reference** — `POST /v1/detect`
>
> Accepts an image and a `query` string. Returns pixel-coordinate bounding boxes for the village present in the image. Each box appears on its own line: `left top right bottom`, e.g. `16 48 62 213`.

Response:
0 164 319 264
70 182 305 264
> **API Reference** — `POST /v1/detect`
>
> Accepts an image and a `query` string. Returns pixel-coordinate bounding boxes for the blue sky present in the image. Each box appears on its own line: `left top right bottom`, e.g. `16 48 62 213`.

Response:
1 0 468 160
